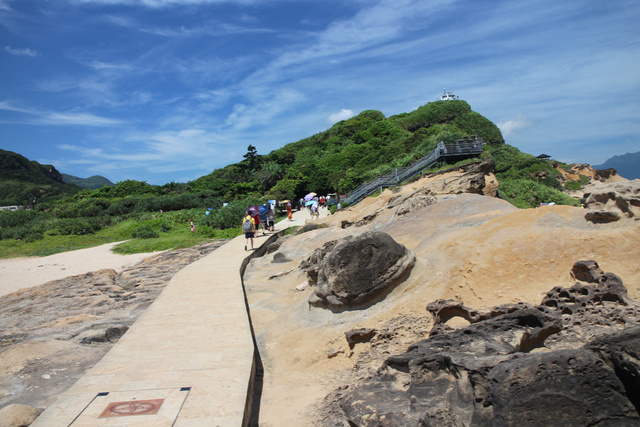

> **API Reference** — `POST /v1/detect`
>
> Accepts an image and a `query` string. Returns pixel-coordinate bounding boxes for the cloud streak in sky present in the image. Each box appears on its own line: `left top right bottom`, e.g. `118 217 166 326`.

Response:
4 45 39 56
0 101 124 126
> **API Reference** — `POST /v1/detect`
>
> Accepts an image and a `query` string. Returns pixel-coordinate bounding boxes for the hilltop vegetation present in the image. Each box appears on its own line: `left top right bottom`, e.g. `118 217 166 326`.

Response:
1 100 594 257
192 100 503 200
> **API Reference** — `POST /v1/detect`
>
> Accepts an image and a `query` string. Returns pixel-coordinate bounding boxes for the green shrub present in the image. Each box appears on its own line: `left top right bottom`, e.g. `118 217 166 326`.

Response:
53 217 104 236
208 196 264 230
131 224 159 239
499 179 581 209
564 181 582 191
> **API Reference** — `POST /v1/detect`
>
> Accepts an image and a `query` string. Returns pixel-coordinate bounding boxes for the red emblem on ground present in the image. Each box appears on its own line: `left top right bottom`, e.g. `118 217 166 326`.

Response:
99 399 164 418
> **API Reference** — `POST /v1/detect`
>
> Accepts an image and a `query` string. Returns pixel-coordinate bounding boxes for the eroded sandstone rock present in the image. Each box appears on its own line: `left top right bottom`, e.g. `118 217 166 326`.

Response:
488 349 638 426
584 180 640 222
335 261 640 425
305 232 415 311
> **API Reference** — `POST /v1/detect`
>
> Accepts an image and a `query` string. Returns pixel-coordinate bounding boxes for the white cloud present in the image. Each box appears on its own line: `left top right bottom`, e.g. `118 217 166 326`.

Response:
4 46 39 57
328 109 355 123
497 114 534 138
0 101 123 126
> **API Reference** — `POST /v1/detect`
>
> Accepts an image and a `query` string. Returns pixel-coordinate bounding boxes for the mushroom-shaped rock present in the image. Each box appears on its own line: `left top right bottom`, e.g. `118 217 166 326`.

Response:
308 231 415 310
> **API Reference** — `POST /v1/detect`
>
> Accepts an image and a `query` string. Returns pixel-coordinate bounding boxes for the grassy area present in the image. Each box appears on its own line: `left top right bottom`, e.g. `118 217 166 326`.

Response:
112 229 240 254
0 216 242 259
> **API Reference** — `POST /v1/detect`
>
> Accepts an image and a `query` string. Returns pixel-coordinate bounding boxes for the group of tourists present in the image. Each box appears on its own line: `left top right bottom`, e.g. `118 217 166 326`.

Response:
242 202 276 251
300 193 334 220
241 193 340 251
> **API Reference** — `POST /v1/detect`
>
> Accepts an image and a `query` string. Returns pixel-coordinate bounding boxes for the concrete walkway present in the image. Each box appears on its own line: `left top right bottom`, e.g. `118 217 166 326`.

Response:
32 205 328 426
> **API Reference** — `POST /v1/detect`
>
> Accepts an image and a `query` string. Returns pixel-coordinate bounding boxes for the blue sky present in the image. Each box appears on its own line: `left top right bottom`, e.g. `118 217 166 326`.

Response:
1 0 638 185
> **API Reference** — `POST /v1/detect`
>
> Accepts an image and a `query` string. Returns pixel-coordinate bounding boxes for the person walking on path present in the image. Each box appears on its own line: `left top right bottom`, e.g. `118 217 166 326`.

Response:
258 204 269 235
287 202 293 221
242 212 256 251
267 207 275 231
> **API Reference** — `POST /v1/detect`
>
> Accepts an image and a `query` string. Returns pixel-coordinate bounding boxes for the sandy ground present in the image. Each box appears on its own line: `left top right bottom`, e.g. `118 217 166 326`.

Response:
0 242 157 298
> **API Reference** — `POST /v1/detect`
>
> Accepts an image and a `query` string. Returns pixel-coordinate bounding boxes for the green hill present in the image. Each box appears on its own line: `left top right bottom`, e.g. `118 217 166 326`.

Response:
61 173 114 190
191 100 504 201
0 149 83 206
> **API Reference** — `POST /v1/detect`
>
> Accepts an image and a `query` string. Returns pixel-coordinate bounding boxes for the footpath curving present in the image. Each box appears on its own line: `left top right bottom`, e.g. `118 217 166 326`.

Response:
32 206 327 426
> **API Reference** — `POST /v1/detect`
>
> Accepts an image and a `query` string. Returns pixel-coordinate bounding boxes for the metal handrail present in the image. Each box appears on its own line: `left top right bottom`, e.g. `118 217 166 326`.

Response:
345 140 483 205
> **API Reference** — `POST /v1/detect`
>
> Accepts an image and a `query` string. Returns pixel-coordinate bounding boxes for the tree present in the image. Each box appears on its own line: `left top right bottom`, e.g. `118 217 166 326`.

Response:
258 161 284 190
243 145 259 171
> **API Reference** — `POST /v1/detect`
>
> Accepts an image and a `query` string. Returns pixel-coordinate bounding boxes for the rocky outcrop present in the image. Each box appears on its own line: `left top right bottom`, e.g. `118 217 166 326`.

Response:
303 232 415 311
584 180 640 222
593 167 620 182
487 349 638 426
386 188 438 217
335 261 640 425
420 159 499 197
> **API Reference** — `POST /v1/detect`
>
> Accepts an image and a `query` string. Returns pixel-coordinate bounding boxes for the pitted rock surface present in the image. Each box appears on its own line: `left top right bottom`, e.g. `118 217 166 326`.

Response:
335 261 640 425
584 179 640 222
306 231 415 310
488 349 638 426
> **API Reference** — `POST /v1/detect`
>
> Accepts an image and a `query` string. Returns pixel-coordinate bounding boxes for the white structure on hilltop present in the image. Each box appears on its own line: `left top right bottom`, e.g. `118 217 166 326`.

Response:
441 89 459 101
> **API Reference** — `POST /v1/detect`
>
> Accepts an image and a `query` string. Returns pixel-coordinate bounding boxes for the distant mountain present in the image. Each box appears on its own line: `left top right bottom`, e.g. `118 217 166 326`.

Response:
592 151 640 180
61 173 114 190
0 149 83 206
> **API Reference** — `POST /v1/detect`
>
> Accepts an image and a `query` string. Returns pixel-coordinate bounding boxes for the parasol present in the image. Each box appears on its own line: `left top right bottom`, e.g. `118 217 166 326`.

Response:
246 205 259 216
304 192 317 201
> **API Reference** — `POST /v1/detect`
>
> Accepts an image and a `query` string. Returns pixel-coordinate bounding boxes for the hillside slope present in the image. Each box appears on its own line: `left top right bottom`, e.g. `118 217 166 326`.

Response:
190 100 504 200
0 149 82 205
61 173 114 190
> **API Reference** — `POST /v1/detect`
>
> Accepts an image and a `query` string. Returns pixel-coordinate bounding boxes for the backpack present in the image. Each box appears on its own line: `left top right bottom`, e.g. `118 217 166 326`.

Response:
243 217 252 232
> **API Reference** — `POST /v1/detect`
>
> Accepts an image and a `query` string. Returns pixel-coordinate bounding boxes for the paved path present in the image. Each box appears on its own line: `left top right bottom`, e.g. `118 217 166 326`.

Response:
32 206 327 426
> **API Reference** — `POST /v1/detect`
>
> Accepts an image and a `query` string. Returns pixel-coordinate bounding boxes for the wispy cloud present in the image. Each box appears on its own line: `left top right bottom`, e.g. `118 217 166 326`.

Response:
224 88 306 130
4 46 39 56
246 0 454 86
56 126 238 181
0 101 124 126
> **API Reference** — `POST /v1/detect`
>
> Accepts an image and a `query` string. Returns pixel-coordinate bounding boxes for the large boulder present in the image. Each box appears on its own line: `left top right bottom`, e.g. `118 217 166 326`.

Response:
584 180 640 222
306 231 415 311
